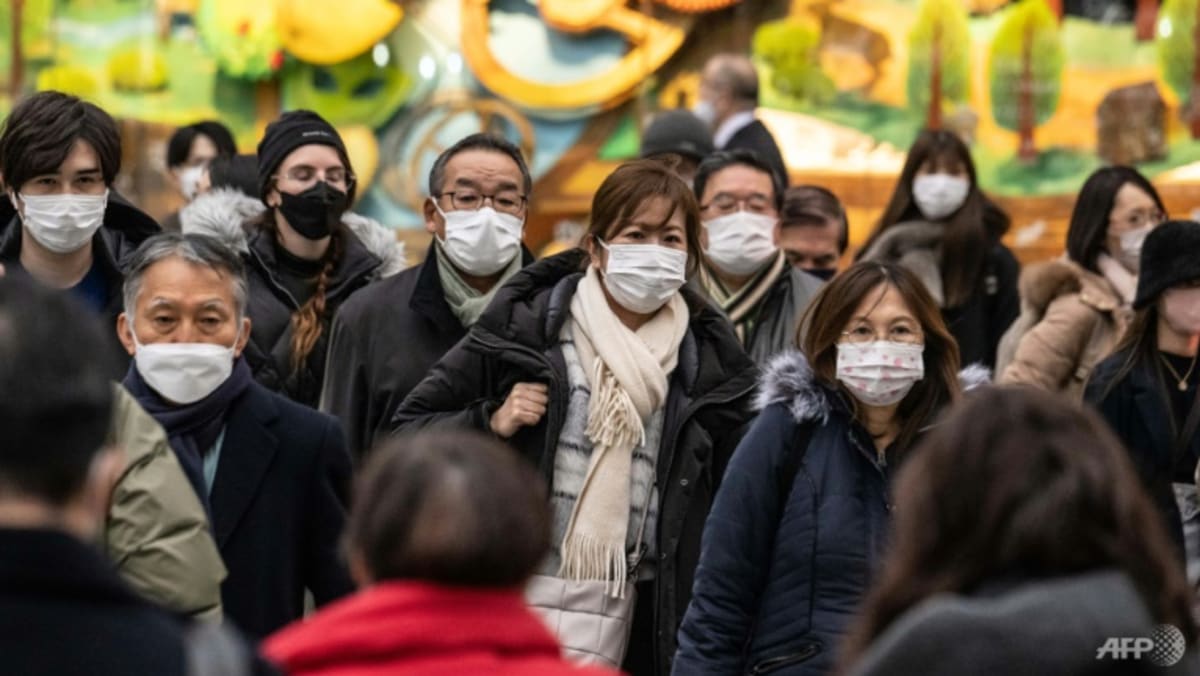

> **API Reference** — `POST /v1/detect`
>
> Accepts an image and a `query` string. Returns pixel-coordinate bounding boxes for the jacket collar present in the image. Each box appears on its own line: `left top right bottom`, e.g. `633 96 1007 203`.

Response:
409 242 536 335
263 582 563 671
1019 258 1123 315
246 227 381 305
756 350 992 425
208 383 281 549
0 217 127 312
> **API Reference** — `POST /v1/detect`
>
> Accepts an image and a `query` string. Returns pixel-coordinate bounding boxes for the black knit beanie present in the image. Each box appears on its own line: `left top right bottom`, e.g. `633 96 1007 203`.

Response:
257 110 352 204
1134 219 1200 309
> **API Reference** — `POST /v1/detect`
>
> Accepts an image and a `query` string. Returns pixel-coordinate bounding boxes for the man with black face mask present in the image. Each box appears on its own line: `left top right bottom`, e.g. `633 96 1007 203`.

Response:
321 134 535 460
235 110 396 408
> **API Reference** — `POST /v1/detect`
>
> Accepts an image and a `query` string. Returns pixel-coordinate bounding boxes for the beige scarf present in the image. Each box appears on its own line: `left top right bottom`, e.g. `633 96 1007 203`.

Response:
560 266 689 596
1096 253 1137 307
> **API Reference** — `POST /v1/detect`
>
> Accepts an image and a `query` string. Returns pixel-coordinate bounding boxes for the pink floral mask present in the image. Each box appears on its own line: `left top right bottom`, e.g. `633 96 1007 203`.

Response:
836 341 925 407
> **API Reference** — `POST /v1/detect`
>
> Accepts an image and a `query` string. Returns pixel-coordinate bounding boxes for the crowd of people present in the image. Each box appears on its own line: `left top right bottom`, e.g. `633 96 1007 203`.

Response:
2 48 1200 675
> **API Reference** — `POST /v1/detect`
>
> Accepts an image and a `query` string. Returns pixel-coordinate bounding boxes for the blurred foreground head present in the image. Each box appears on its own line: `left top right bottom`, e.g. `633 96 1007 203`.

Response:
349 431 550 587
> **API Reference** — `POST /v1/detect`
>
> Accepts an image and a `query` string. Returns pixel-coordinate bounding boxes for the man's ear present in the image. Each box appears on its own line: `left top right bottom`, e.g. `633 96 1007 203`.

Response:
116 313 136 357
77 446 125 538
348 548 373 589
234 316 252 357
423 197 443 238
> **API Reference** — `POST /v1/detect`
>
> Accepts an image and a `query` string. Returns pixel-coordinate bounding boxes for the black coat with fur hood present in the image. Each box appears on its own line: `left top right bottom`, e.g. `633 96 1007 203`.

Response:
180 188 406 408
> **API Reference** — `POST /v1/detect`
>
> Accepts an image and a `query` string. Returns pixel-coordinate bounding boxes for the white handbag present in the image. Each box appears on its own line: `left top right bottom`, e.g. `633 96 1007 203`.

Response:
525 486 654 669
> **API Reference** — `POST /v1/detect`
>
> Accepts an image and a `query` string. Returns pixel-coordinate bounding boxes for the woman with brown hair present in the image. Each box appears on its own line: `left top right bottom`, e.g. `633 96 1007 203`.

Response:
262 430 618 675
393 159 758 675
858 129 1019 369
841 387 1197 675
673 261 970 676
1086 220 1200 583
238 111 398 407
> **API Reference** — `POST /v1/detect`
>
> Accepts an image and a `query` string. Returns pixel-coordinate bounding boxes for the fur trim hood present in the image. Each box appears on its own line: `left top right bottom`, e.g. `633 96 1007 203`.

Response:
755 350 992 424
1017 258 1121 315
179 187 407 277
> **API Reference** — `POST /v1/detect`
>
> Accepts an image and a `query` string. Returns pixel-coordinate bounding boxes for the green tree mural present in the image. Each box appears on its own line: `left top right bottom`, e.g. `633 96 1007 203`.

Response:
1159 0 1200 137
989 0 1065 161
907 0 971 129
752 18 835 106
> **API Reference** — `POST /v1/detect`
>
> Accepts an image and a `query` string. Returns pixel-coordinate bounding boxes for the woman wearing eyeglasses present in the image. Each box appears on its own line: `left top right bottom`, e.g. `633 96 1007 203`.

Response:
1086 220 1200 585
998 166 1166 396
674 261 973 676
394 159 758 676
235 111 398 408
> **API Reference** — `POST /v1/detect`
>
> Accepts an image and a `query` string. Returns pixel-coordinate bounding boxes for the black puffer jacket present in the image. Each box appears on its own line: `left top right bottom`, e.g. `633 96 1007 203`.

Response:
241 227 384 408
0 193 159 379
391 249 759 676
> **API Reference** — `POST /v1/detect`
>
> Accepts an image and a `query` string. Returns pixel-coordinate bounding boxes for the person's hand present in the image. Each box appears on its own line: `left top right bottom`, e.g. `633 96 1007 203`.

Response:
490 382 549 438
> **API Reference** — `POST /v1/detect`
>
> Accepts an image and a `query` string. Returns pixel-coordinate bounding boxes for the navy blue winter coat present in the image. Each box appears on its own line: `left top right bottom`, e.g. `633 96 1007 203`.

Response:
673 351 894 675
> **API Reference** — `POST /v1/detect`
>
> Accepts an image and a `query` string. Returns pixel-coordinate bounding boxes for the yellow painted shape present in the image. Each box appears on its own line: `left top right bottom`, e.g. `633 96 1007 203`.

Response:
340 124 380 201
276 0 403 66
461 0 687 111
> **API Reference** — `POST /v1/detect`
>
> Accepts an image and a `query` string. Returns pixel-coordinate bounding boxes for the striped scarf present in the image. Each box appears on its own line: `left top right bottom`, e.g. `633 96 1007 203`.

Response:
701 250 787 344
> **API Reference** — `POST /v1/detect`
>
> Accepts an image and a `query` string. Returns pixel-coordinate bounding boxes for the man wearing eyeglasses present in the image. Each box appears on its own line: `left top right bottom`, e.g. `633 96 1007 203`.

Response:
693 149 824 364
321 133 535 460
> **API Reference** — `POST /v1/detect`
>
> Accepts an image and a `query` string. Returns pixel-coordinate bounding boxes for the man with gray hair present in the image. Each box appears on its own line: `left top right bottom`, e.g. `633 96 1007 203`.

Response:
694 53 788 187
116 232 354 639
321 133 535 460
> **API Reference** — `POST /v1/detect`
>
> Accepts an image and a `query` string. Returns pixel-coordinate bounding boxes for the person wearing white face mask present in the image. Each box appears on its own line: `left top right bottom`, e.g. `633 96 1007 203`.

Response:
394 159 758 676
116 232 354 639
675 261 977 676
859 129 1020 371
1087 220 1200 589
999 166 1166 396
161 120 237 233
321 134 534 460
693 150 823 364
0 91 160 378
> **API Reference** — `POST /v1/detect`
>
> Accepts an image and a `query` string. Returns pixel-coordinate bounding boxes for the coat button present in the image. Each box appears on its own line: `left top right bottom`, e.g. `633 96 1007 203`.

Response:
680 478 689 487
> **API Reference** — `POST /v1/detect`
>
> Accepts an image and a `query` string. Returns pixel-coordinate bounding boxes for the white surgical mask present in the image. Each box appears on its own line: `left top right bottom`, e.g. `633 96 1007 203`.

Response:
692 99 717 128
14 190 109 254
1116 224 1154 273
435 204 524 276
912 174 969 222
703 210 778 276
600 241 687 314
836 340 925 407
132 326 239 405
179 166 205 201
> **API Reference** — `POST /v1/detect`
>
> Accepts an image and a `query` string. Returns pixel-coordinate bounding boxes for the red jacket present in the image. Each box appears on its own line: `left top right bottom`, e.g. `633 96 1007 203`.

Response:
262 582 622 676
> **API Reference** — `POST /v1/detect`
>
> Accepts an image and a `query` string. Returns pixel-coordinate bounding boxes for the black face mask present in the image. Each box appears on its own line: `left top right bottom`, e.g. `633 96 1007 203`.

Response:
805 267 838 281
277 181 349 240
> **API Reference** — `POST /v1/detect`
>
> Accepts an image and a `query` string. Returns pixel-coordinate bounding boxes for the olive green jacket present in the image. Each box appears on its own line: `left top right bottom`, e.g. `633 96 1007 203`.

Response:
103 385 226 621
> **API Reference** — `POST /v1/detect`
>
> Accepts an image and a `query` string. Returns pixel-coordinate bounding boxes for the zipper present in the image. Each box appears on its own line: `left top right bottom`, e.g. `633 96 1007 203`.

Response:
749 643 821 674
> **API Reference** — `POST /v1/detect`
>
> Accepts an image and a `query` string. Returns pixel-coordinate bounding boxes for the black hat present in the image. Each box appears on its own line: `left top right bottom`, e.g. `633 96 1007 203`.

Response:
256 110 352 204
1134 219 1200 309
640 109 714 162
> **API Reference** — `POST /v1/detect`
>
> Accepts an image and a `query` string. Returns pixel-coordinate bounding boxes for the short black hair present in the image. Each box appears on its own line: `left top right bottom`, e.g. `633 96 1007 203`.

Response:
428 133 532 198
781 184 849 254
207 153 259 197
1066 166 1165 273
0 277 114 506
693 149 785 212
165 120 237 169
349 431 550 587
0 91 122 191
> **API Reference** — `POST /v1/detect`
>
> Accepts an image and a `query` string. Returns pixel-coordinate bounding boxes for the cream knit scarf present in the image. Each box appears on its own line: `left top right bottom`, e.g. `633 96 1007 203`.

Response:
560 266 689 596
